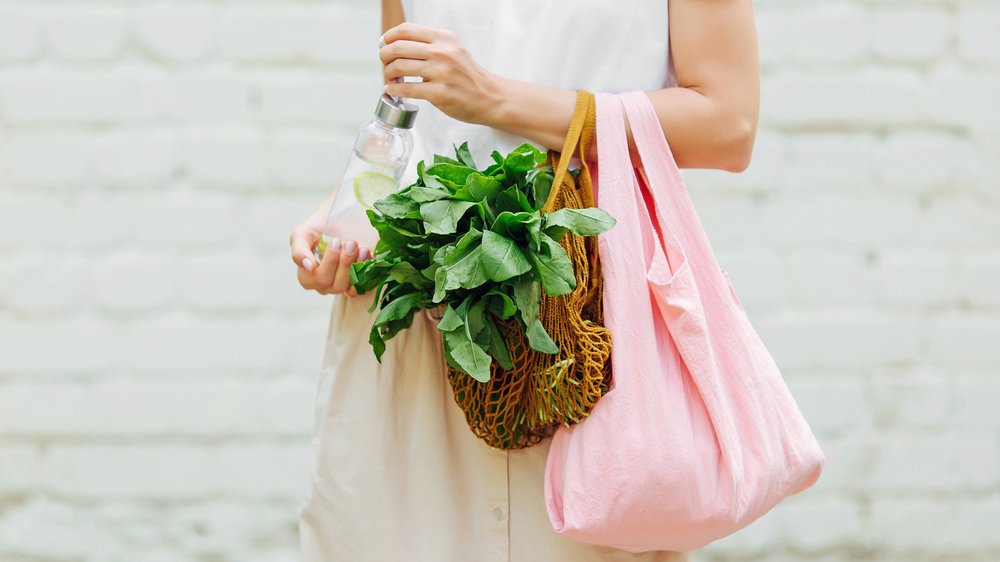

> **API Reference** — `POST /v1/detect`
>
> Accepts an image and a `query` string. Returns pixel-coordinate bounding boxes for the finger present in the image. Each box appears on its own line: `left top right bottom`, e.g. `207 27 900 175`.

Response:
385 80 435 101
379 39 432 65
290 228 320 272
346 284 359 297
297 266 321 291
314 237 342 288
331 240 360 294
384 58 433 82
382 22 447 45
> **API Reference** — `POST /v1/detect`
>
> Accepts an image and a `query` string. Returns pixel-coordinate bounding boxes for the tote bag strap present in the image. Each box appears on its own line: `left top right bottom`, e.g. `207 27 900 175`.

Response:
543 89 596 212
618 91 728 286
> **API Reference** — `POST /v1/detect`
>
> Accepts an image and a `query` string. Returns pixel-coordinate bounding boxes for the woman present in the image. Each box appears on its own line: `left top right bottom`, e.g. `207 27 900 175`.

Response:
290 0 759 559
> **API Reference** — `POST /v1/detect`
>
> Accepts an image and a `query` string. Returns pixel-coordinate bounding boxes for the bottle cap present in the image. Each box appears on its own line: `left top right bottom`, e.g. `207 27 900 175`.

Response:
374 93 418 129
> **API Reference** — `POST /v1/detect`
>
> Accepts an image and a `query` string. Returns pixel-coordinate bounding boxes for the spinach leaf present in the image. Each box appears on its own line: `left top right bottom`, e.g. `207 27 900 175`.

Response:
528 233 577 296
513 276 558 354
454 141 477 169
544 207 617 240
480 229 532 283
420 199 476 235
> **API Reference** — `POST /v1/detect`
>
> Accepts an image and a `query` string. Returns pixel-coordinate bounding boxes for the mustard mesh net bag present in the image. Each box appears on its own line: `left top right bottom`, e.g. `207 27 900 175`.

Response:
445 90 612 450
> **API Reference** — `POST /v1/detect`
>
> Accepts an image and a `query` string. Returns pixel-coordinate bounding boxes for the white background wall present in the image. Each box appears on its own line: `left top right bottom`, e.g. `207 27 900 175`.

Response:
0 1 998 561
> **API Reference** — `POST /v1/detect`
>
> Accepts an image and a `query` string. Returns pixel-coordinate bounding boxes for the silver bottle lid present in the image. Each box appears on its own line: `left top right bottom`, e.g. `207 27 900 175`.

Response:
374 93 418 129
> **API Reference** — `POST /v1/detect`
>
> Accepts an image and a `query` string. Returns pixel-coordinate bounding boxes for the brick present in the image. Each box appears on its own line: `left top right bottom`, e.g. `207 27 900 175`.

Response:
0 131 94 185
0 381 312 437
872 8 952 62
961 254 1000 307
958 7 1000 67
785 376 868 434
79 191 242 251
700 505 779 555
912 196 1000 248
95 130 177 187
779 497 864 552
873 253 959 307
42 444 311 500
926 68 1000 134
763 69 930 128
877 132 970 193
713 250 790 308
270 133 353 190
177 255 267 311
0 193 81 252
0 258 88 314
180 131 268 190
219 10 307 63
756 311 921 369
926 313 1000 366
871 372 952 429
0 70 170 125
257 74 378 126
167 73 253 123
0 499 123 560
304 7 380 65
869 435 997 492
44 8 126 62
258 253 329 313
112 316 307 375
955 376 1000 429
131 5 216 62
242 193 331 256
89 254 176 314
0 446 39 495
812 437 875 492
689 194 770 248
0 498 299 561
784 133 877 193
0 317 114 376
762 194 923 248
782 251 881 307
0 8 41 61
868 498 1000 551
757 6 869 66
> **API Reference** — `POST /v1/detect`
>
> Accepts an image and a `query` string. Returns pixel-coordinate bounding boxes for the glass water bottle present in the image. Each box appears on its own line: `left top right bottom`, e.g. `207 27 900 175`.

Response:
315 93 418 260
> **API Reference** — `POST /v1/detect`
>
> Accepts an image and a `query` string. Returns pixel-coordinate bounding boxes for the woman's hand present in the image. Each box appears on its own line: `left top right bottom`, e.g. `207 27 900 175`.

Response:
289 216 371 297
379 22 500 125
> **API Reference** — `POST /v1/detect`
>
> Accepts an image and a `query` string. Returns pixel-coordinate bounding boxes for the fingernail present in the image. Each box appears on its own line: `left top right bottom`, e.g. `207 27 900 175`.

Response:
303 257 313 271
344 239 358 253
329 238 342 252
382 84 389 94
378 34 387 49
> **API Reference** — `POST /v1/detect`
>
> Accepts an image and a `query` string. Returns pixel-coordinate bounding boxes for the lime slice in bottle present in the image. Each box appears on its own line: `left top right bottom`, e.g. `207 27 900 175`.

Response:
353 171 399 210
316 235 329 258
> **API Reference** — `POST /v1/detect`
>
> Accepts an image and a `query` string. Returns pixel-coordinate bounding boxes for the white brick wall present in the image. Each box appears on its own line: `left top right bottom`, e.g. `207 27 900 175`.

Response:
1 1 997 561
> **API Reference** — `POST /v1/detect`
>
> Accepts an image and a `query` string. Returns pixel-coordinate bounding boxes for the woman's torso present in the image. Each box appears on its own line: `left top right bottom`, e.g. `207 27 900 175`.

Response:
399 0 675 185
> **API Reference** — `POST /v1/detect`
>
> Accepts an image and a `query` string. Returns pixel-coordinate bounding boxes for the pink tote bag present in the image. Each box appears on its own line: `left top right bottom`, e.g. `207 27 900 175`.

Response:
543 91 825 553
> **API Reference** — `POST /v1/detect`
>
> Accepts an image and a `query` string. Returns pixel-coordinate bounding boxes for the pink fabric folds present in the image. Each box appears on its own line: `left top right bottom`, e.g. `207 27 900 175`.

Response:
543 91 825 553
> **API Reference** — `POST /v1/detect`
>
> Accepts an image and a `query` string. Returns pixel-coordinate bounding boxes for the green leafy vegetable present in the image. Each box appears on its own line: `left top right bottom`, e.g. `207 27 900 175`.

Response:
349 142 616 381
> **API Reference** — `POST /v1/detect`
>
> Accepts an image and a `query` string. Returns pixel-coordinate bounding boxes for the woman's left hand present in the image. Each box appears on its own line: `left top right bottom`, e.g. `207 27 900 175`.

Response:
379 22 500 125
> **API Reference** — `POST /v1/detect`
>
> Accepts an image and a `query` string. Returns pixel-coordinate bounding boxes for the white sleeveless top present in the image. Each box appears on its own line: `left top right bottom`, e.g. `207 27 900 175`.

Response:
399 0 675 185
299 2 690 561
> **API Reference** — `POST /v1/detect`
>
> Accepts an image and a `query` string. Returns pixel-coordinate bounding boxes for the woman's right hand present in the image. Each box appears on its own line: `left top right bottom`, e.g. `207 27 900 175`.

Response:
289 220 371 297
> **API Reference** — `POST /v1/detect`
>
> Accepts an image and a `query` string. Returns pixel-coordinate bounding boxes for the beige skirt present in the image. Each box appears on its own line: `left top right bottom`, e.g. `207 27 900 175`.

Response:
298 291 691 562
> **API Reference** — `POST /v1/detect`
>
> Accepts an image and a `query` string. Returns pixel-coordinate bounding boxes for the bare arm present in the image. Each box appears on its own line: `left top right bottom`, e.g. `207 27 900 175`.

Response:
382 0 759 172
381 0 405 34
